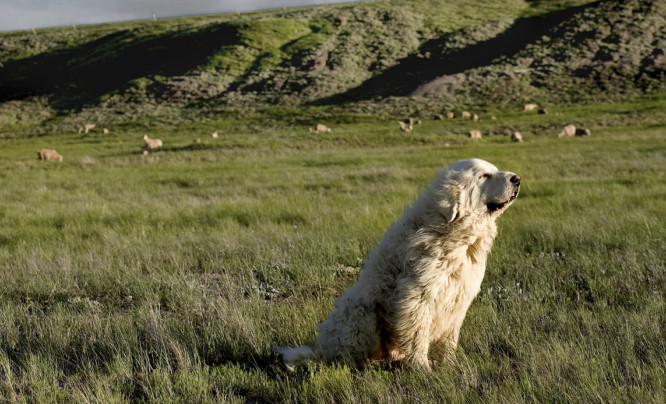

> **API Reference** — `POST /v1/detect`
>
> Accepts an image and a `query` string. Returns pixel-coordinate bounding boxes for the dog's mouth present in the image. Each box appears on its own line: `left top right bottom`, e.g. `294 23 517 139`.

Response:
487 189 519 213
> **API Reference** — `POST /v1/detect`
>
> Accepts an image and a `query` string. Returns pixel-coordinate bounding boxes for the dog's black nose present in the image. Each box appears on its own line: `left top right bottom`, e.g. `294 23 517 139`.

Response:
510 175 521 186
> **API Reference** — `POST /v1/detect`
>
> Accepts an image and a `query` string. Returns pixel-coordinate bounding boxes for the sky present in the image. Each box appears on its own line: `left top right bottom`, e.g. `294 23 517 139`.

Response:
0 0 360 32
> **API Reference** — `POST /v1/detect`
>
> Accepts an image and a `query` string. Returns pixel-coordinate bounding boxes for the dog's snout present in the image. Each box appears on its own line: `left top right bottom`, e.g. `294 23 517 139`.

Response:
510 175 521 186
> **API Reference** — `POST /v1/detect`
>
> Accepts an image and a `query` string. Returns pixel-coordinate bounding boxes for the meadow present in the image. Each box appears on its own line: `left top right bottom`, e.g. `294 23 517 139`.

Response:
0 97 664 402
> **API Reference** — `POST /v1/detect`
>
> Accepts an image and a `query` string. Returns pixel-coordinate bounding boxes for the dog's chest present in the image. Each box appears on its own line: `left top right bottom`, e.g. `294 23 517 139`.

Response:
434 237 489 310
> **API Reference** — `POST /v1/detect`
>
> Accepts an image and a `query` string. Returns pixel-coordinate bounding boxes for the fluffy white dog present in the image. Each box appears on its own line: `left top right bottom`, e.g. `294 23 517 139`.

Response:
275 158 520 370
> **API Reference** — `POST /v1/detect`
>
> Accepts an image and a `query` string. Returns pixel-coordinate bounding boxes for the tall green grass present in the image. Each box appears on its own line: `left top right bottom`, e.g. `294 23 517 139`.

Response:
0 100 664 402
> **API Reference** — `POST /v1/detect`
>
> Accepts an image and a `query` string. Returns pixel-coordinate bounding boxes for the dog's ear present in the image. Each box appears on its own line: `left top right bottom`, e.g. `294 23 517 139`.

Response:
439 185 460 222
433 168 471 223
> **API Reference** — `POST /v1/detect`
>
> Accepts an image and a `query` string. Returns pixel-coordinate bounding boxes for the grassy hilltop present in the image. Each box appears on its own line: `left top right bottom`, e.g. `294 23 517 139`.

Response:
0 0 665 402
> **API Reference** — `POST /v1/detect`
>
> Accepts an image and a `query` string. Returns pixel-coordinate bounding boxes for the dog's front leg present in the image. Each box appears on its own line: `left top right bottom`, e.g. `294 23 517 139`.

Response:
391 277 433 368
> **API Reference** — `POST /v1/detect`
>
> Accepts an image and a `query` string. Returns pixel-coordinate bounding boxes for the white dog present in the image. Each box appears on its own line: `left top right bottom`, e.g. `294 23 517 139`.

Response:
275 158 520 370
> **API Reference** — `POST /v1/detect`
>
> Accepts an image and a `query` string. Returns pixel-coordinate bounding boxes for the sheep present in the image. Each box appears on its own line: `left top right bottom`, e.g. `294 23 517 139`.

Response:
469 130 482 139
212 131 218 138
446 112 455 119
491 116 496 120
84 123 95 134
143 135 163 149
524 103 538 111
37 149 63 162
575 127 591 136
471 113 479 122
314 124 331 133
398 121 413 132
511 132 523 142
461 111 471 118
557 124 577 138
103 128 109 134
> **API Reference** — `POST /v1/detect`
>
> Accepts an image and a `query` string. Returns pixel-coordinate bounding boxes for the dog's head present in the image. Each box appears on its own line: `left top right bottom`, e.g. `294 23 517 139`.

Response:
435 158 520 222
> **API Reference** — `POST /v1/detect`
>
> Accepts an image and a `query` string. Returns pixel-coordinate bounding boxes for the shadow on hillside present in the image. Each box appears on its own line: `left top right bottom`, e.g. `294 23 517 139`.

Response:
311 1 600 105
0 23 241 110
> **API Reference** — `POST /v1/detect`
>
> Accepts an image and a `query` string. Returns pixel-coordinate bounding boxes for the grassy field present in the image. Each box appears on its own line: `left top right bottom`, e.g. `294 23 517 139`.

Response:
0 97 664 402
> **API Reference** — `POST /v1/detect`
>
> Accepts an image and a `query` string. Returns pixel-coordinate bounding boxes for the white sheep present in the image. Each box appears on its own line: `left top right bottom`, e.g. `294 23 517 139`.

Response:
84 123 95 134
511 132 523 142
398 121 413 132
469 130 482 139
212 131 218 138
461 111 471 118
314 124 331 133
37 149 63 162
143 135 163 149
446 112 455 119
524 103 538 111
471 113 479 121
557 124 577 138
103 128 109 134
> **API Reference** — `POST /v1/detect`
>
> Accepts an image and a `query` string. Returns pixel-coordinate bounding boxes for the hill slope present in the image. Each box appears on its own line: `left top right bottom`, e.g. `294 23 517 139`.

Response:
0 0 664 132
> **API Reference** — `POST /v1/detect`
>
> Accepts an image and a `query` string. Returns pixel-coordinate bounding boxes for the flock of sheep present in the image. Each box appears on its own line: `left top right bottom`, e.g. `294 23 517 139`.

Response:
36 105 591 162
37 127 191 162
395 103 591 143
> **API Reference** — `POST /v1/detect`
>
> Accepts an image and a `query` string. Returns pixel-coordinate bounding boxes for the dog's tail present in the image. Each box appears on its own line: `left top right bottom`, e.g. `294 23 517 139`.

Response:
273 345 320 371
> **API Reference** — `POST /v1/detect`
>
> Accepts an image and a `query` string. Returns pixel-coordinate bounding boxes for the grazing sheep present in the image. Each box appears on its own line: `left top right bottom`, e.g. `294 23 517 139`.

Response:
491 116 496 120
315 124 332 133
538 108 548 115
84 123 95 134
511 132 523 142
194 138 201 143
557 124 577 138
461 111 471 119
398 121 413 132
434 114 444 120
446 112 455 119
143 135 163 149
523 103 538 111
575 127 591 136
469 130 482 139
471 113 479 122
212 131 218 138
37 149 63 162
103 128 109 134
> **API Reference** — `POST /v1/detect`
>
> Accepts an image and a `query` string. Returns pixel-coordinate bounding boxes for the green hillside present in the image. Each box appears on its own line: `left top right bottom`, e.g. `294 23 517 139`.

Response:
4 0 665 134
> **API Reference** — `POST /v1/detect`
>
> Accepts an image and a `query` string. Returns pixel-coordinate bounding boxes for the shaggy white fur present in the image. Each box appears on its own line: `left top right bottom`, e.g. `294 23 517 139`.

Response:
275 158 520 369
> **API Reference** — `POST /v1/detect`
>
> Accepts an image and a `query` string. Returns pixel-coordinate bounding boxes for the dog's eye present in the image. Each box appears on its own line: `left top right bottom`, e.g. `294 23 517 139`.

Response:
479 173 491 179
